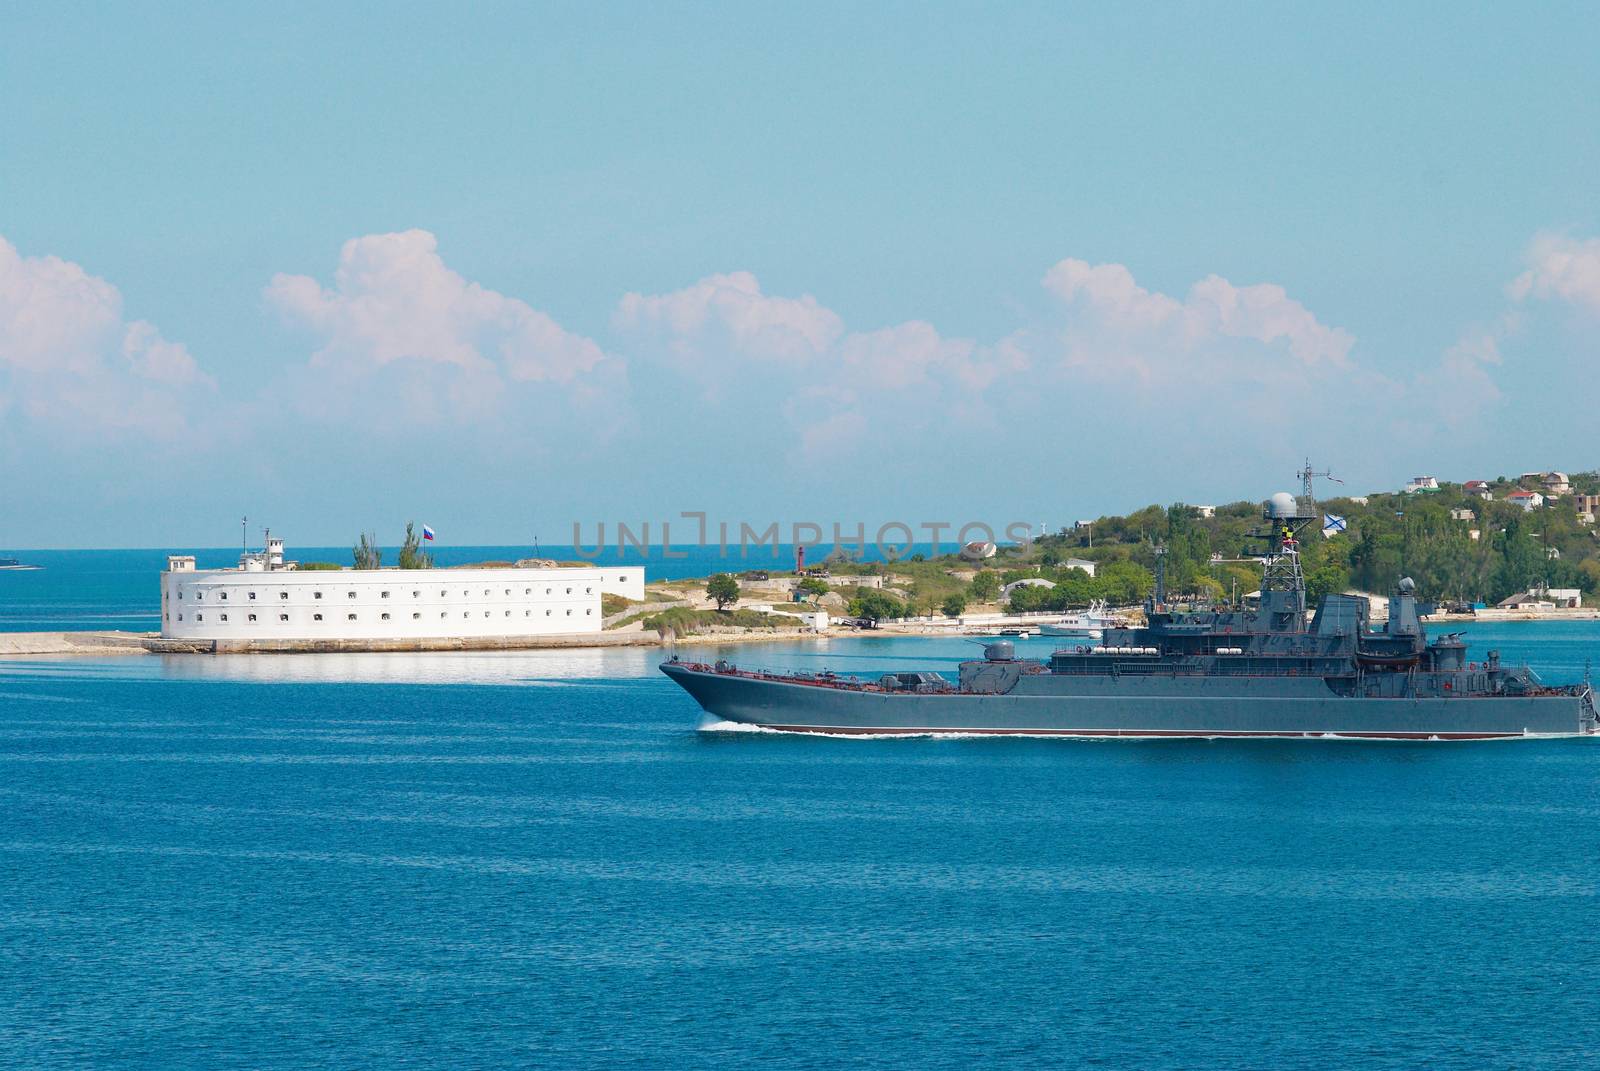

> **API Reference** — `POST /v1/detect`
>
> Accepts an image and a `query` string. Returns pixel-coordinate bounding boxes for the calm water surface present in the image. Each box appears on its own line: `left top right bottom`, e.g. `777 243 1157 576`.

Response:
4 630 1600 1069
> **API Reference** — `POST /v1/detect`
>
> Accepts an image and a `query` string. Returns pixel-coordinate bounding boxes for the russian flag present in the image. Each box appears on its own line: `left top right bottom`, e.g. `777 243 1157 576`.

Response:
422 524 435 541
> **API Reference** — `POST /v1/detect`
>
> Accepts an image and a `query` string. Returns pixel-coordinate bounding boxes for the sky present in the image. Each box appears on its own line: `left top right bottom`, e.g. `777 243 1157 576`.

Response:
2 2 1598 548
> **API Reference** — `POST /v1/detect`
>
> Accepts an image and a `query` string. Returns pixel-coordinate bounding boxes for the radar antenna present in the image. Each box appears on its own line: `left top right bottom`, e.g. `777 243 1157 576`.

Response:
1297 459 1342 516
1251 460 1338 634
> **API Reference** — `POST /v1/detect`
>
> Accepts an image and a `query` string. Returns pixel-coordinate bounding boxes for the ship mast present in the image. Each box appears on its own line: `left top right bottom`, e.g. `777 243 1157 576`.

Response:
1255 461 1335 633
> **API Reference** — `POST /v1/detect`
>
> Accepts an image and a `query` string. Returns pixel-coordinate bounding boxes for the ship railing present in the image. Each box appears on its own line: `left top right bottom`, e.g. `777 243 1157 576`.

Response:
681 659 958 694
1049 655 1353 678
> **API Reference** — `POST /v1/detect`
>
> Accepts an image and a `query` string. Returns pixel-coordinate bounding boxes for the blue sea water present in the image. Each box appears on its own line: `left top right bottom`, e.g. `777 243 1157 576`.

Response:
4 621 1600 1069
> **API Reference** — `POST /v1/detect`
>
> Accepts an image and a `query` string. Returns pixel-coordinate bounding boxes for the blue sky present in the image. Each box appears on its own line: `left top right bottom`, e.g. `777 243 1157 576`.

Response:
2 3 1597 547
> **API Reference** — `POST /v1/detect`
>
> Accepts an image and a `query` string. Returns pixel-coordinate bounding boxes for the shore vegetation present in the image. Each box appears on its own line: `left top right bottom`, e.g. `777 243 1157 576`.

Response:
706 573 740 610
398 522 434 570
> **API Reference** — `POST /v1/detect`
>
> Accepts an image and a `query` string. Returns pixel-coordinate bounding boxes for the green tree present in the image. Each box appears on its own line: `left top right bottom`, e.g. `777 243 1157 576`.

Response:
941 593 968 617
706 573 740 610
797 577 830 599
398 522 434 570
1096 560 1154 605
1007 583 1055 613
969 571 1000 602
1305 562 1351 604
849 590 905 625
353 532 381 570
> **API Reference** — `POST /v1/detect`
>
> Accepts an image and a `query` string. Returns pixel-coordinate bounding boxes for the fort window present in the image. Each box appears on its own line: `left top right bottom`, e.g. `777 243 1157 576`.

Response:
412 613 421 620
381 591 390 599
381 613 390 621
177 614 183 621
247 614 256 622
347 591 356 599
248 592 256 600
413 591 420 598
219 593 227 600
314 591 323 599
313 613 322 621
196 592 203 600
347 613 356 621
280 592 288 599
197 613 204 621
279 614 288 622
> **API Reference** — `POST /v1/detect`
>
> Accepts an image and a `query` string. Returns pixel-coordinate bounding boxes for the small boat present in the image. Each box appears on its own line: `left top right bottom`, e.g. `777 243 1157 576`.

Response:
0 556 40 571
1038 599 1118 638
997 627 1032 638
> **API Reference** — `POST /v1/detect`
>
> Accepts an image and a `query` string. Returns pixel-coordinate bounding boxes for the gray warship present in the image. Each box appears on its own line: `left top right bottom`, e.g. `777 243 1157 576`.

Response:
662 475 1598 740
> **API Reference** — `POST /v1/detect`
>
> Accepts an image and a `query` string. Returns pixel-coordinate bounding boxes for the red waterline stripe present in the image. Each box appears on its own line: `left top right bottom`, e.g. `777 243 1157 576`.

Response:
757 724 1522 740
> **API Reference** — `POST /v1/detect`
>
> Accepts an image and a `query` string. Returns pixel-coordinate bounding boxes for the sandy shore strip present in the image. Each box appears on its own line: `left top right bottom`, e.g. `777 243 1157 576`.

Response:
0 631 153 657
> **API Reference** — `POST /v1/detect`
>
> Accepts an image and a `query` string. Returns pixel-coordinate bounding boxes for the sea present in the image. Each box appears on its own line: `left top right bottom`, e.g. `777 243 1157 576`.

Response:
4 553 1600 1069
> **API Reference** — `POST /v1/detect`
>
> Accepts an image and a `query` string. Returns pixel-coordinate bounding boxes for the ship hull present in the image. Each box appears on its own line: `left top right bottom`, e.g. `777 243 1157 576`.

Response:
662 663 1594 739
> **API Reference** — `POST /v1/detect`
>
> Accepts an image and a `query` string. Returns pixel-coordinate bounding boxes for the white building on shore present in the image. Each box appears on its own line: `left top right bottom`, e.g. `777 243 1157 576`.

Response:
161 538 644 644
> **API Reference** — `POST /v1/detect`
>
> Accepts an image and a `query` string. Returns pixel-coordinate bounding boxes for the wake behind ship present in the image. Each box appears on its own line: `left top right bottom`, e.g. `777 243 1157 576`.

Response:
663 480 1598 740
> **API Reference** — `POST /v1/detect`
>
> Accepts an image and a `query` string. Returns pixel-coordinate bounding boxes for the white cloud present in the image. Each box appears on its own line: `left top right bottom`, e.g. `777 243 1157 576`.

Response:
1041 260 1183 334
614 271 843 361
1410 318 1510 427
266 229 606 386
617 270 1024 391
1041 258 1354 379
1508 233 1600 314
838 321 972 387
781 384 868 463
0 234 210 434
614 270 1031 462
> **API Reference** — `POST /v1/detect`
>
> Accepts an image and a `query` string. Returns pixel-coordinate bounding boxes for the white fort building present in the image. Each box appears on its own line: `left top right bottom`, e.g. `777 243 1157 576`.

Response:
161 535 645 647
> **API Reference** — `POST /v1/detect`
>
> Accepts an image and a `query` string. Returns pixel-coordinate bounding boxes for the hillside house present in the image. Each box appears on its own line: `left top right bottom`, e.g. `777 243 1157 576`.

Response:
1463 480 1493 500
1506 490 1545 511
1499 587 1581 610
1497 591 1556 611
1522 471 1572 497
